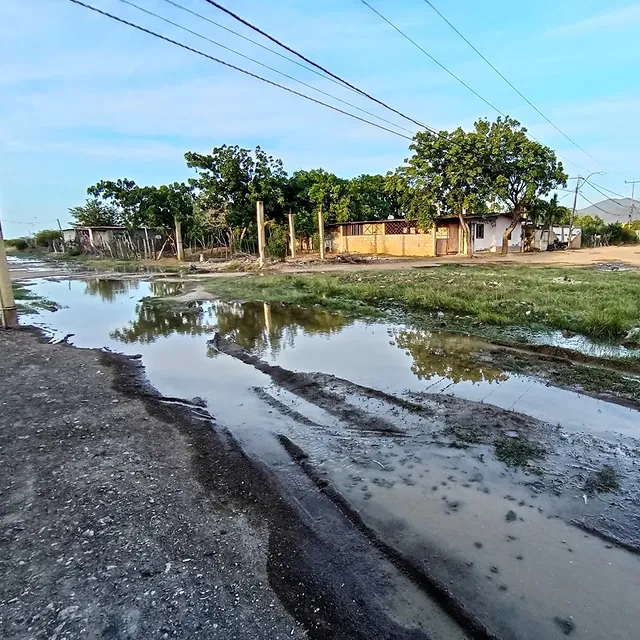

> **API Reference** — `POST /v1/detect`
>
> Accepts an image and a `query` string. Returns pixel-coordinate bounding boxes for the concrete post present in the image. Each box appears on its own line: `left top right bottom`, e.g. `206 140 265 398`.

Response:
174 217 185 261
0 218 18 328
318 206 325 260
257 200 266 268
288 212 296 259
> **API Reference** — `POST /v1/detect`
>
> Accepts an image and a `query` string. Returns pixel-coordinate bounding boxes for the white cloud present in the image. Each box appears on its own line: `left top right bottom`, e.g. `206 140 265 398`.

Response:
548 3 640 37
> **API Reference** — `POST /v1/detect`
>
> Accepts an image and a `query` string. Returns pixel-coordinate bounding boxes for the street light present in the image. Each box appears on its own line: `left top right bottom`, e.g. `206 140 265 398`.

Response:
567 171 605 248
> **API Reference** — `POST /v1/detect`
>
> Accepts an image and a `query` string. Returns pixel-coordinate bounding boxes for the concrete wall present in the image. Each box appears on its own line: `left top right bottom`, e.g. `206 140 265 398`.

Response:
339 230 436 257
472 217 522 252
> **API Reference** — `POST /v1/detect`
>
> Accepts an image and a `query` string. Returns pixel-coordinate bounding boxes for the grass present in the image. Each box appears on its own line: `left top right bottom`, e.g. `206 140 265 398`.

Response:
200 265 640 343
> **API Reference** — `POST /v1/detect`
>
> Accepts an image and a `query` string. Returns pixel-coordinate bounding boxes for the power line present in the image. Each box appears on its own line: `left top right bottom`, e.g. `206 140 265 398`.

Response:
578 191 627 217
355 0 598 176
200 0 434 132
159 0 357 95
583 181 628 207
357 0 506 118
587 181 627 199
418 0 601 165
68 0 414 141
117 0 415 134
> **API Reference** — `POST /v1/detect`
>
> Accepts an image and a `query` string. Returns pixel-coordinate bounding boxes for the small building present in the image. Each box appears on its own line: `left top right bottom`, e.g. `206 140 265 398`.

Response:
329 214 521 257
527 226 582 251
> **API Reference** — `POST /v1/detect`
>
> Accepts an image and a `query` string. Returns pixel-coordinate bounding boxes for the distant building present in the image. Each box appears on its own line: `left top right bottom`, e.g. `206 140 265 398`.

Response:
328 214 522 257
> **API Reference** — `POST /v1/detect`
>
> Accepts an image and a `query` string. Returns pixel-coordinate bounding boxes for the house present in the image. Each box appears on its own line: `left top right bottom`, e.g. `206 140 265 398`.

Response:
62 226 167 258
328 214 522 257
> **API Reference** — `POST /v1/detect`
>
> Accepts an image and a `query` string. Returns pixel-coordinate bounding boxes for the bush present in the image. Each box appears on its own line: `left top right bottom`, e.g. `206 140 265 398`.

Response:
266 224 288 260
14 238 29 251
34 229 62 250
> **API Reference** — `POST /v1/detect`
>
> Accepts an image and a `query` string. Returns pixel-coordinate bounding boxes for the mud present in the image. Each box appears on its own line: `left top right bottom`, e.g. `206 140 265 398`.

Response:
12 277 640 639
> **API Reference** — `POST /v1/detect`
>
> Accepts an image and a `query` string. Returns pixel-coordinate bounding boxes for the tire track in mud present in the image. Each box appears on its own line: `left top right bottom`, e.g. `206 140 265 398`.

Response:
212 334 434 437
278 434 499 640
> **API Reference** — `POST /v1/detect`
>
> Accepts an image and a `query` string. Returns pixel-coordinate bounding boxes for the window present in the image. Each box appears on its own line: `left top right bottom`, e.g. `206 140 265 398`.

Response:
475 223 485 240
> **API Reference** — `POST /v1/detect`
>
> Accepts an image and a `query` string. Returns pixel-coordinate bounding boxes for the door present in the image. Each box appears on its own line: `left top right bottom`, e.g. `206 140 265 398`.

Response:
435 226 449 255
447 222 459 254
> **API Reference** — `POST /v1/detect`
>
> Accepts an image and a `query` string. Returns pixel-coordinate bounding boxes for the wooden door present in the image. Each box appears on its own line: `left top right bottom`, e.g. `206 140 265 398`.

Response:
435 226 449 255
447 223 459 254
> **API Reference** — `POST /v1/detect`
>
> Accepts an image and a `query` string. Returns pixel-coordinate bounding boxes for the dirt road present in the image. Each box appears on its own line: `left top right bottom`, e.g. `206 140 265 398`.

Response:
0 329 469 640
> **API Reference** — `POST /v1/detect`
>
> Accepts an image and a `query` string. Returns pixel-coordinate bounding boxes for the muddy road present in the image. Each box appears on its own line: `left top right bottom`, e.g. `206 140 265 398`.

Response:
5 276 640 639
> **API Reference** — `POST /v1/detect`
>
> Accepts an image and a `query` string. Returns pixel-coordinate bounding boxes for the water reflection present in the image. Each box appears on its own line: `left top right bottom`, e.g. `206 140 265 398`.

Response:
395 329 507 384
84 278 141 301
111 300 216 344
149 281 184 297
209 301 349 358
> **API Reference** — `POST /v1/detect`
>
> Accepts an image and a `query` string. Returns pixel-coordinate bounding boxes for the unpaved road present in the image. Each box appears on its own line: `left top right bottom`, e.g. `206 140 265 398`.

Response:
0 329 469 640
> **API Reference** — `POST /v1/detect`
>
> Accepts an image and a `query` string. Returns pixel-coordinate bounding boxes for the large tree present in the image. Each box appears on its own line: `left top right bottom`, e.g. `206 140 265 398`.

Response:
69 198 121 227
401 125 491 256
185 145 288 231
477 117 567 253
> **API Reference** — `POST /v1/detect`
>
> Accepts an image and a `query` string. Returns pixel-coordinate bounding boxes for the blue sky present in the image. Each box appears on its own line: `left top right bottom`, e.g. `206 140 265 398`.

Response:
2 0 640 236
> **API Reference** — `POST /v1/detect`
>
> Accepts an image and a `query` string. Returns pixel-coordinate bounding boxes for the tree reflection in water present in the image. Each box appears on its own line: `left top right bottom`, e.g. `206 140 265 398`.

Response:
111 300 216 344
84 278 141 301
394 329 508 384
208 300 349 358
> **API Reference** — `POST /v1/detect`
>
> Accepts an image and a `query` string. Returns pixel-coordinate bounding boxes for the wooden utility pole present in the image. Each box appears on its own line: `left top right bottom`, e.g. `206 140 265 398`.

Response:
256 200 266 267
288 211 296 259
0 218 18 328
318 206 325 260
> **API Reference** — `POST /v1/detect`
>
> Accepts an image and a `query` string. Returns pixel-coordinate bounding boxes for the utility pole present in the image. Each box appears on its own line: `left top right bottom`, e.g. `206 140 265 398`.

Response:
0 217 18 328
567 171 605 249
625 180 640 222
567 175 581 245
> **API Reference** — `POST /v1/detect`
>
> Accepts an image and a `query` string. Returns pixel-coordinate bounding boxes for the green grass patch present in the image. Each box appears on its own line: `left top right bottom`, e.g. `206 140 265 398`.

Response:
200 265 640 342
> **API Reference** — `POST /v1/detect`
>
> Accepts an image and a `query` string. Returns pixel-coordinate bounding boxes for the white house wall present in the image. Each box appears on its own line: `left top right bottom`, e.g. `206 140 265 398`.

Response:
473 217 522 252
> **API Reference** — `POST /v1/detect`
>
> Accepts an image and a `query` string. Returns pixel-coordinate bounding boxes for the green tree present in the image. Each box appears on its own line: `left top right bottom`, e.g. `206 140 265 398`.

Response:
69 198 121 227
477 117 567 253
402 125 491 255
185 145 288 232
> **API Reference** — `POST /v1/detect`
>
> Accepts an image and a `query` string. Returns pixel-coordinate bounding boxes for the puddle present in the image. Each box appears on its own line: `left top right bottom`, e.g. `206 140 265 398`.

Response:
17 278 640 639
20 279 640 439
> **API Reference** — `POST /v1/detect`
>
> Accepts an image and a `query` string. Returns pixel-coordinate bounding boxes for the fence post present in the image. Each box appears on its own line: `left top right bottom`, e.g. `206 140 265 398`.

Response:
0 218 18 328
318 206 325 260
288 211 296 259
257 200 266 267
174 217 185 261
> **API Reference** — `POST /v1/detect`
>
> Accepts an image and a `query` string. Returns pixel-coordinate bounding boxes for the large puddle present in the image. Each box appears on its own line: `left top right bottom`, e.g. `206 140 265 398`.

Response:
23 278 640 439
19 278 640 640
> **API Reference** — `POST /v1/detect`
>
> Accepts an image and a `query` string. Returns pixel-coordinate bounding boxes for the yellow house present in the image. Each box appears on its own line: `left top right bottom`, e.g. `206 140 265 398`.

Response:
328 215 523 257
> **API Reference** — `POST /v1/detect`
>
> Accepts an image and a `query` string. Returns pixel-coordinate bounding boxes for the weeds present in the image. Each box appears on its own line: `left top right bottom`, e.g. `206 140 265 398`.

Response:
584 466 620 494
494 437 545 469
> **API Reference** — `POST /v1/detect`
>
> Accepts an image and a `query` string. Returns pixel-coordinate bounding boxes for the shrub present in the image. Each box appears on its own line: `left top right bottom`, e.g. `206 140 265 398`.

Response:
6 238 29 250
266 224 288 260
34 229 62 250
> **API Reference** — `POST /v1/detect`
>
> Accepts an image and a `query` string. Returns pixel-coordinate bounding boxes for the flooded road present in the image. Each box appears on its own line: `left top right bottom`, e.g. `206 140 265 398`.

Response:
20 278 640 640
